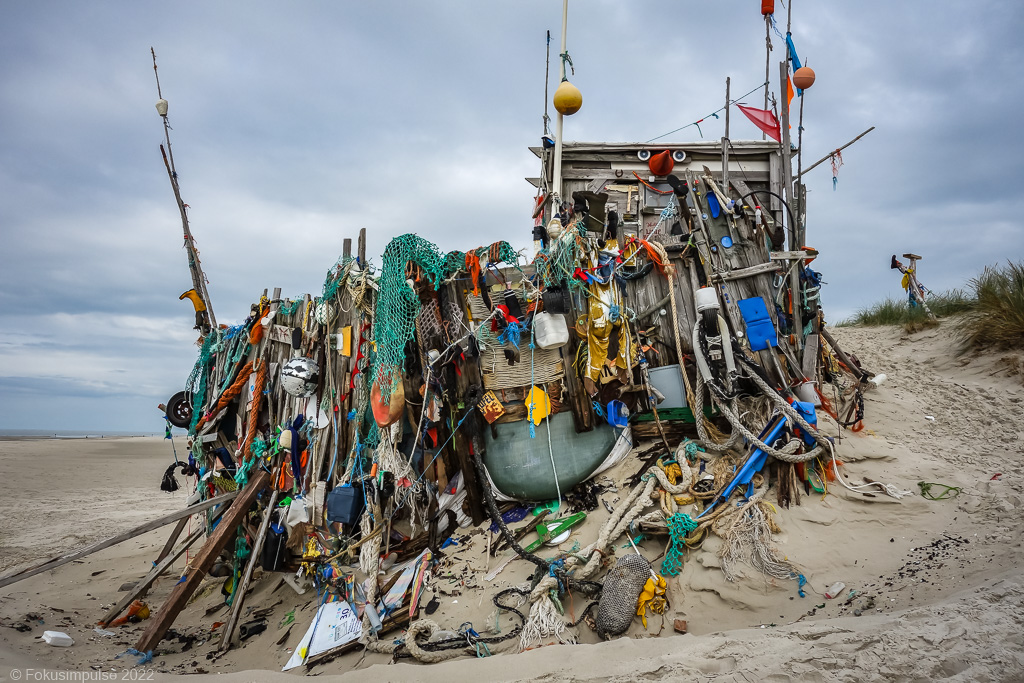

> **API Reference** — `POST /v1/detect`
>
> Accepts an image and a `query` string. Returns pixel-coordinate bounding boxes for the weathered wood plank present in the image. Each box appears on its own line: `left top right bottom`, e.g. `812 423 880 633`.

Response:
0 491 239 589
135 469 270 653
711 261 782 283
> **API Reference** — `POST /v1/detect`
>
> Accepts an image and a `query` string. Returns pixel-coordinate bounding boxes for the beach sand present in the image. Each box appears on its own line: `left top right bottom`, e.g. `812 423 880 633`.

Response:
1 321 1022 681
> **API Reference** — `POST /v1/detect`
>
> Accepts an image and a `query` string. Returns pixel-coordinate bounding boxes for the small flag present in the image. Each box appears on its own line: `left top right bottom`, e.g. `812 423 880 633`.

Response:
736 105 781 142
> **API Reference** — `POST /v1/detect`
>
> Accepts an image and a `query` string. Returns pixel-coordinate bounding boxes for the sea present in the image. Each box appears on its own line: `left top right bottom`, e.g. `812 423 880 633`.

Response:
0 429 168 440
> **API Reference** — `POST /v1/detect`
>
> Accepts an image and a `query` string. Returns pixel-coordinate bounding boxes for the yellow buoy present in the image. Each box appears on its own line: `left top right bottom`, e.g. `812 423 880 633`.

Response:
553 80 582 116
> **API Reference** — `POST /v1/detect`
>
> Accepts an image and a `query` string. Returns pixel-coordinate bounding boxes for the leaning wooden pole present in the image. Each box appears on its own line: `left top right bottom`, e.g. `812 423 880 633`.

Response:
0 491 238 589
151 48 216 331
795 127 876 179
135 469 271 654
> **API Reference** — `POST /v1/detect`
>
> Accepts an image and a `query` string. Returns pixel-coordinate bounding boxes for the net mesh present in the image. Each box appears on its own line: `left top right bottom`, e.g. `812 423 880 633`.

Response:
370 234 520 398
534 218 588 294
596 553 652 638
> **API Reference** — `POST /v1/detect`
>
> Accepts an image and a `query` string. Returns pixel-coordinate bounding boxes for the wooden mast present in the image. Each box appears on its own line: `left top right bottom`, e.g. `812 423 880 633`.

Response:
151 48 217 332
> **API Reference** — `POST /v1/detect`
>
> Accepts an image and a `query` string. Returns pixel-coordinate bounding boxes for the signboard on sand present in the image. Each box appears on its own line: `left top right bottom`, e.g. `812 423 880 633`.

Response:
282 600 361 670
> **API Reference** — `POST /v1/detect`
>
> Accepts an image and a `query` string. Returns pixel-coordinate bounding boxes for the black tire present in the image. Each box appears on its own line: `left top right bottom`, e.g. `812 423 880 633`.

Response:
166 391 193 429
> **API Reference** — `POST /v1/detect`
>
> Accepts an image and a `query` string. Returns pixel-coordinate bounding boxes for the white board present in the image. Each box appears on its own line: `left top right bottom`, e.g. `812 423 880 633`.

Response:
282 600 361 671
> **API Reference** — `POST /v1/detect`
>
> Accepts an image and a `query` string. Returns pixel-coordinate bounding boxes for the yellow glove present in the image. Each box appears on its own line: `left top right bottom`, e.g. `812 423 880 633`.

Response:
636 574 668 628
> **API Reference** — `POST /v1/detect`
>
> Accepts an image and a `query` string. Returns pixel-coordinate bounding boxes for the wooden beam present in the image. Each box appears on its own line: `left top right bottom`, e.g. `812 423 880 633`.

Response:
801 333 820 382
796 127 875 179
357 228 366 266
0 491 239 589
135 470 270 653
97 527 205 627
711 261 782 283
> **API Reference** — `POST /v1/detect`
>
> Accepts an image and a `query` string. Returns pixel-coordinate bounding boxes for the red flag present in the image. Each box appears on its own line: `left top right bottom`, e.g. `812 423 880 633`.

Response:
736 105 781 142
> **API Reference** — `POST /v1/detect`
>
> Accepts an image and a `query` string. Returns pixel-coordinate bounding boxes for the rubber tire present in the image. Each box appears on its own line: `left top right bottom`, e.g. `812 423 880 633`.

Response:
166 391 193 429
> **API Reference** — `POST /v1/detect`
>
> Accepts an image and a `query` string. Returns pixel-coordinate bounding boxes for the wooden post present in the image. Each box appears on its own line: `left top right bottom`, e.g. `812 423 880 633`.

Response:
357 228 366 266
342 238 351 260
0 491 238 589
135 470 270 654
219 486 280 651
780 61 801 349
721 77 730 192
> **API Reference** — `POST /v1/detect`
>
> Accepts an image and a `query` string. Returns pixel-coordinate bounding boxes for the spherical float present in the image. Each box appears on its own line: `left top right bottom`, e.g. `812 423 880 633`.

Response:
314 300 334 326
553 80 583 116
281 357 319 397
793 66 816 90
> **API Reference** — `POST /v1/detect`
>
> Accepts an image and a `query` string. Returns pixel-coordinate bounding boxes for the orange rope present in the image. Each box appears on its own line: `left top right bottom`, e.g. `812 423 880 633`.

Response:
813 385 839 420
194 360 253 431
621 237 670 276
243 359 267 462
632 171 672 194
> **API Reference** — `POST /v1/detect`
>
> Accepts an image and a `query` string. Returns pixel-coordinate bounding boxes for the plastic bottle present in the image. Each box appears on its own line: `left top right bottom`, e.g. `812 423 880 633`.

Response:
825 582 846 599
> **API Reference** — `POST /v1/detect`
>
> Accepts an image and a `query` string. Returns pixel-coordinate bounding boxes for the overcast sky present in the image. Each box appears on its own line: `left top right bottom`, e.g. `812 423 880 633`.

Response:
1 1 1021 432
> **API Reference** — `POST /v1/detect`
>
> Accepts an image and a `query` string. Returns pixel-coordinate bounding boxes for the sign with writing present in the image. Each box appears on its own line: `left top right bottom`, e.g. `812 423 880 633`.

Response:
478 390 506 424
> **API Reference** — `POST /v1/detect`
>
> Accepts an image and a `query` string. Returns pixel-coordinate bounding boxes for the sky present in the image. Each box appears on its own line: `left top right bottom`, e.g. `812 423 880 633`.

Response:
1 1 1021 432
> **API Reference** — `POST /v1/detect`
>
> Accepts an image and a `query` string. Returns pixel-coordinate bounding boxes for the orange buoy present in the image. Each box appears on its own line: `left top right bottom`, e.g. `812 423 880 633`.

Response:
370 369 405 427
761 0 774 15
648 150 674 177
553 80 583 116
793 66 816 90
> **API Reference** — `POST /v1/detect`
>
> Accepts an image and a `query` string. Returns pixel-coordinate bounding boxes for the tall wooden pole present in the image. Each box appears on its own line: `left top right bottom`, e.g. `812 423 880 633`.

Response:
152 48 216 331
780 60 801 348
763 17 772 140
721 77 731 192
551 0 569 202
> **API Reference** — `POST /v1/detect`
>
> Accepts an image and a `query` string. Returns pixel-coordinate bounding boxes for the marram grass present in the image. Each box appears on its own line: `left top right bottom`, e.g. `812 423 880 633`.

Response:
955 261 1024 354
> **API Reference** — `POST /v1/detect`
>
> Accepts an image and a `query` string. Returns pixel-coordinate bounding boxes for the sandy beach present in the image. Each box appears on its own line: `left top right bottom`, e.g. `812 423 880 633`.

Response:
1 321 1023 681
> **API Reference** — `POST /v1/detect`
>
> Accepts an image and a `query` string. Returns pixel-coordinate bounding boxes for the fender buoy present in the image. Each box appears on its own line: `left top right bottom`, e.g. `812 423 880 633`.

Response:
371 370 405 428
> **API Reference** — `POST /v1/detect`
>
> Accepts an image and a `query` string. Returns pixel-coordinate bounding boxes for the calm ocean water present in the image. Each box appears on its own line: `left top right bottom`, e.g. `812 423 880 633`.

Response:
0 429 164 439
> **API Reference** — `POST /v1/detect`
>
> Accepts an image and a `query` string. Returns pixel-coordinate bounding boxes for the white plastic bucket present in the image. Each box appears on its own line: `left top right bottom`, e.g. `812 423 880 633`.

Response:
794 381 821 407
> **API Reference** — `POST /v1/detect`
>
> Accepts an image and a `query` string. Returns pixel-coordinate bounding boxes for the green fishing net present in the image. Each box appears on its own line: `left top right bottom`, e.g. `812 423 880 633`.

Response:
370 234 520 399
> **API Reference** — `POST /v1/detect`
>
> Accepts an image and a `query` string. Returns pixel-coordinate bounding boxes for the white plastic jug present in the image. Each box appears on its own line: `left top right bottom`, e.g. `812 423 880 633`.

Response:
533 312 569 349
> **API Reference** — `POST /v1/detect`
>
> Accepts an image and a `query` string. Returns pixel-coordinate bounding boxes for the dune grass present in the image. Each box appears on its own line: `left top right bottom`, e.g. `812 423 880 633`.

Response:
840 261 1024 348
839 290 975 330
955 261 1024 353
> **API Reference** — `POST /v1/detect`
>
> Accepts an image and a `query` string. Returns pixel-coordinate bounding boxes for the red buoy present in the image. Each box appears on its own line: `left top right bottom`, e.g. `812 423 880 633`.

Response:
761 0 774 16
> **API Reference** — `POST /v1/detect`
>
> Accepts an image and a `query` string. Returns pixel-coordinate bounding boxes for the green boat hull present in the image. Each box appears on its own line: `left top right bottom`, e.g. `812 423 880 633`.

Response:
483 412 616 501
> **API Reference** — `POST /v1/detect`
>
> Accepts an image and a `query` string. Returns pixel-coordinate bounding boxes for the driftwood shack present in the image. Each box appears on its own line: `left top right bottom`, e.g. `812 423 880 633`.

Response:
0 132 880 664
